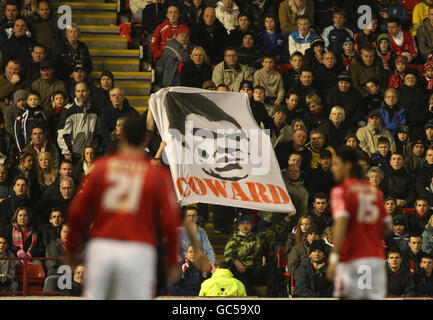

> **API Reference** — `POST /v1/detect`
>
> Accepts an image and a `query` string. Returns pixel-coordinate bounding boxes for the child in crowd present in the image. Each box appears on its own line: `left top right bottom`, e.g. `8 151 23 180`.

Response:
303 36 324 71
376 33 397 72
282 51 303 91
321 9 353 56
253 85 273 117
253 56 285 107
363 78 384 116
389 55 409 89
341 39 355 70
371 136 392 170
257 14 288 63
354 17 379 51
47 90 67 145
305 92 327 129
395 125 410 156
408 197 433 234
424 60 433 91
228 13 254 47
386 214 410 255
379 88 406 136
14 91 47 152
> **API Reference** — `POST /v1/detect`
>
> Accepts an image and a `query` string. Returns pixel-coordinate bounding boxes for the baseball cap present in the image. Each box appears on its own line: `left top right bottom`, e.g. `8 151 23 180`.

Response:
275 104 287 114
425 119 433 130
306 224 322 236
73 63 83 71
368 109 381 118
239 80 253 91
13 89 28 103
237 215 252 227
393 215 406 226
40 59 53 70
310 239 326 253
396 125 409 134
319 149 332 159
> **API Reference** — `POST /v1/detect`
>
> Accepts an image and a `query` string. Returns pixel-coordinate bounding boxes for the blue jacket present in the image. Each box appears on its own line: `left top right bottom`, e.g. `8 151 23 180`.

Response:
179 226 216 264
378 103 406 137
322 24 353 56
257 31 288 60
169 259 209 296
377 2 408 33
371 151 391 171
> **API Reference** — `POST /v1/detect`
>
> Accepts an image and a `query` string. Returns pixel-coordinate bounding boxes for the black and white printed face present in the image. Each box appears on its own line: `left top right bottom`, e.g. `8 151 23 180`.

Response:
183 113 249 181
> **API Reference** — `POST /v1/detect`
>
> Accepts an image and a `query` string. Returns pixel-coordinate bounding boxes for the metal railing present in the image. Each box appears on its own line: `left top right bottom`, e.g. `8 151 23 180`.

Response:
0 257 64 296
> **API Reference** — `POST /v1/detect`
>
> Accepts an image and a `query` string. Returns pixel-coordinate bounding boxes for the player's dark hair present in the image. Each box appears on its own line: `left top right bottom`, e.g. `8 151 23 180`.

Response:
335 146 364 179
123 116 147 146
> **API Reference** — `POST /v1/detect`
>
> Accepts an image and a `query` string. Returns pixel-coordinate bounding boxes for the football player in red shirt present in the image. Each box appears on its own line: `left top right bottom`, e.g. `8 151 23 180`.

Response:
66 117 182 299
326 146 393 299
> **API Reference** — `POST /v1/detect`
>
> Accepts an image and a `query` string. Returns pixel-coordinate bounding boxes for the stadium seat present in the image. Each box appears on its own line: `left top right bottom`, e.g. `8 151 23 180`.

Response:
401 0 419 15
276 246 295 296
275 64 292 74
15 264 46 294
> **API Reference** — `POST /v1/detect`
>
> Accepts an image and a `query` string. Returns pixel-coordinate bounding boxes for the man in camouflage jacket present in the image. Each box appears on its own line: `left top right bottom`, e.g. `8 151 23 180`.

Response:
224 212 294 296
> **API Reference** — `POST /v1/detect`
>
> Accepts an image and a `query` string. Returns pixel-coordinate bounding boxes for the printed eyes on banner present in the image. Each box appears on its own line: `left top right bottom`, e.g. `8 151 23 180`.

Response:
191 128 249 141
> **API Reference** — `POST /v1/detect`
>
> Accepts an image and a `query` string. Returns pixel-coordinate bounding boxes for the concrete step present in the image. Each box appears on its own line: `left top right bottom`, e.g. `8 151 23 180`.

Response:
135 106 148 114
81 36 127 49
80 25 119 38
53 2 116 11
126 95 150 106
90 71 150 81
89 49 139 58
92 58 139 72
118 83 151 95
71 13 117 25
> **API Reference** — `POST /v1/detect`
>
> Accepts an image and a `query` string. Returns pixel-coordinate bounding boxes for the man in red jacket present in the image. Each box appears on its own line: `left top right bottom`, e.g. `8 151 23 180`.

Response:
150 5 189 62
387 18 418 63
66 116 182 299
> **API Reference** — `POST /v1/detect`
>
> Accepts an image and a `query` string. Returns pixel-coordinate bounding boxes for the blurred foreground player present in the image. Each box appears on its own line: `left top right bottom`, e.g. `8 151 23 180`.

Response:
66 117 182 299
326 147 393 299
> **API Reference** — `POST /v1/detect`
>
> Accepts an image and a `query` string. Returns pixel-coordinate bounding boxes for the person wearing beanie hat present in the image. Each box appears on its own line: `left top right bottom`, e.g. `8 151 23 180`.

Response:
341 39 355 68
4 89 28 135
424 60 433 91
294 238 333 297
236 32 265 70
389 55 409 88
224 211 294 296
376 33 397 72
344 131 359 149
91 71 115 112
303 36 324 71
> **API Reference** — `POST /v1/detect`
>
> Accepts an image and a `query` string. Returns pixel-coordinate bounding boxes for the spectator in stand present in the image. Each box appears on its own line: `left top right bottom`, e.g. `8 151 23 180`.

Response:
404 234 425 275
0 112 15 165
376 0 408 34
314 51 344 96
311 0 337 34
283 164 309 217
30 1 62 57
321 9 353 57
236 32 265 71
305 129 335 169
376 33 396 73
278 0 314 34
295 239 333 297
41 208 64 247
169 244 209 296
157 26 192 87
239 81 272 129
23 44 47 85
371 136 392 171
287 128 311 173
215 0 239 33
57 82 102 164
130 0 151 20
34 152 58 196
182 0 205 29
72 146 96 183
0 165 13 201
31 59 67 114
257 14 288 62
90 71 114 113
303 36 324 71
318 106 352 149
282 52 303 92
389 54 408 89
422 215 433 255
0 60 28 114
199 259 246 297
404 137 426 182
43 223 68 292
10 151 41 199
140 0 167 68
414 254 433 296
270 105 293 168
344 132 360 149
242 0 278 32
289 67 319 110
228 13 254 47
349 46 387 97
224 213 293 296
285 215 312 258
179 207 215 265
283 91 306 124
56 23 92 81
46 90 66 145
191 7 228 64
386 248 416 297
356 110 396 157
378 88 406 137
417 146 433 197
23 126 58 168
0 1 19 46
288 15 316 56
411 0 433 36
354 16 379 51
253 55 285 106
18 0 37 23
304 92 327 130
14 91 47 153
408 197 433 235
41 176 74 222
416 6 433 62
0 235 18 292
304 149 334 198
387 18 417 64
212 47 252 92
66 64 97 102
305 193 333 230
326 71 365 127
1 18 34 68
425 61 433 92
340 39 355 69
368 166 386 195
180 46 212 88
386 213 410 254
383 151 415 207
5 206 44 262
364 79 384 115
60 264 85 296
384 196 406 218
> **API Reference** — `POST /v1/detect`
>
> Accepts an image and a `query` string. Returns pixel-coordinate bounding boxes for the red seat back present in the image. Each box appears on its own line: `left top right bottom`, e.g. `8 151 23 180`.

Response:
275 63 292 74
277 246 287 269
401 0 418 15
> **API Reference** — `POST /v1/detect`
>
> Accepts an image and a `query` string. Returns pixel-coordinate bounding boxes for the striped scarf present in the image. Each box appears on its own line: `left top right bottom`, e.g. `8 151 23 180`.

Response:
12 224 37 263
426 76 433 91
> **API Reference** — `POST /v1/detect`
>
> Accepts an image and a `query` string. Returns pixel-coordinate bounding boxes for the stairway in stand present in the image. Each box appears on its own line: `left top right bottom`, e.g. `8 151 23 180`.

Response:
53 0 151 113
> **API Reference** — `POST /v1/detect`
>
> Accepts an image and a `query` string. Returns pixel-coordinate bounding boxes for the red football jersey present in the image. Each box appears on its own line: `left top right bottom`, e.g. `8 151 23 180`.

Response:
66 153 181 266
330 178 391 262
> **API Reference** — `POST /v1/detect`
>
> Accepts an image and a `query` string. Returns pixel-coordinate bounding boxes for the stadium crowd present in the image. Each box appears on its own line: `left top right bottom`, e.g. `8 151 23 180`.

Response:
0 0 432 298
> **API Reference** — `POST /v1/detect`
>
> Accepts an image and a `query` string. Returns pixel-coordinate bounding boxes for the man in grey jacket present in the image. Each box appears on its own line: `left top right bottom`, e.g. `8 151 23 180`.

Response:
0 235 18 292
417 6 433 61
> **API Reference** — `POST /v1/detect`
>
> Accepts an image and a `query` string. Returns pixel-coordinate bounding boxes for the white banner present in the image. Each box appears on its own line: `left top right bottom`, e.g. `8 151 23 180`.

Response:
149 87 296 213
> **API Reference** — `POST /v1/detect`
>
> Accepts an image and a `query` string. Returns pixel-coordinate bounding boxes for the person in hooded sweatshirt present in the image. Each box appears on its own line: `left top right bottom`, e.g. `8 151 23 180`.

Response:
215 0 239 33
378 88 406 137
